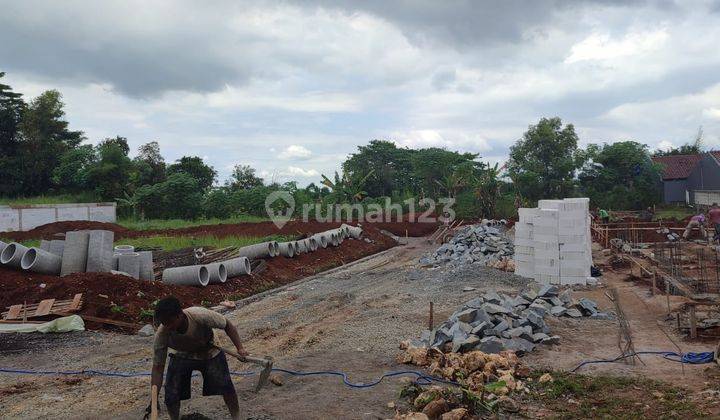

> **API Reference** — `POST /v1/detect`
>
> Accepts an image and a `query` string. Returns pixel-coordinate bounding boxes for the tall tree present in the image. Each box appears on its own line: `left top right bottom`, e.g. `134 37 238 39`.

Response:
52 144 96 191
579 141 661 209
226 164 263 191
0 72 26 196
343 140 415 197
134 141 166 186
86 139 134 200
506 117 583 201
410 148 480 197
167 156 217 191
18 90 84 195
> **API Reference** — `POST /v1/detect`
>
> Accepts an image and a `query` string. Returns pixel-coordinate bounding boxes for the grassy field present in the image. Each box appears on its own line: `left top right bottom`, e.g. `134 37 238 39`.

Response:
118 215 267 231
0 193 99 206
114 234 291 251
654 205 695 221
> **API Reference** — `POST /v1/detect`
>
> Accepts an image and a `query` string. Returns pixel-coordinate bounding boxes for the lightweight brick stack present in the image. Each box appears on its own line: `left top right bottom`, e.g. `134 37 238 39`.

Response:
514 198 591 285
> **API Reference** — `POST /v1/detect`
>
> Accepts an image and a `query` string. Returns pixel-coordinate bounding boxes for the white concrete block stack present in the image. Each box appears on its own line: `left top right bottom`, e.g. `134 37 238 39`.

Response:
513 208 537 278
514 198 592 285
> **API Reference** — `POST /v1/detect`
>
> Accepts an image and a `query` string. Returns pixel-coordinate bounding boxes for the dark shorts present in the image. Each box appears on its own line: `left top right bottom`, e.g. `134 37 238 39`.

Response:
164 351 235 404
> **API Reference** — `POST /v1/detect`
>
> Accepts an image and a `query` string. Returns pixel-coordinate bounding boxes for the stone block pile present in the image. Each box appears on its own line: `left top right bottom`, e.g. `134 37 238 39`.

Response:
514 198 592 285
409 285 609 356
420 224 514 267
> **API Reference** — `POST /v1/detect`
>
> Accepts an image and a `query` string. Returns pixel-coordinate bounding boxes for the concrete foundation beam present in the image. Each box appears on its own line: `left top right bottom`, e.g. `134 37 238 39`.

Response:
137 251 154 281
118 252 140 279
224 257 251 278
1 242 30 269
21 247 62 275
206 262 228 284
86 230 115 273
61 231 90 276
162 265 209 287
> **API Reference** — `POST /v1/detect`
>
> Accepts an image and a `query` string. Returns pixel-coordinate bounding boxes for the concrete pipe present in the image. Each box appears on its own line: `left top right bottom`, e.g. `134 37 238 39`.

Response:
61 231 90 276
206 262 228 284
118 252 141 279
1 242 30 269
86 230 115 273
49 240 65 257
325 231 340 247
224 256 251 278
112 253 120 270
292 241 303 254
162 265 210 287
311 233 328 249
308 237 318 252
40 240 51 252
296 240 310 254
0 240 7 256
114 245 135 254
237 242 277 260
21 248 62 275
341 224 363 239
271 241 280 257
278 242 296 258
138 251 154 281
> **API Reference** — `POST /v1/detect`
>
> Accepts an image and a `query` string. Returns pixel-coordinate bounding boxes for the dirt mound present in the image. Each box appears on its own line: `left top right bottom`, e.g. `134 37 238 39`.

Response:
0 225 396 331
4 220 130 241
2 219 438 241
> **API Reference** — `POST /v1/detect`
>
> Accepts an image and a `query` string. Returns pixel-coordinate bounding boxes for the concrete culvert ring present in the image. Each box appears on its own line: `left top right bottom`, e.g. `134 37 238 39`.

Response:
198 266 210 286
20 248 37 270
218 263 227 282
1 243 18 264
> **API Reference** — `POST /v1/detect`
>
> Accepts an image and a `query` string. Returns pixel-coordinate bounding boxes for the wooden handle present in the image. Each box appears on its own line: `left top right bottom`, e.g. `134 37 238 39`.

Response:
151 384 158 420
214 344 267 365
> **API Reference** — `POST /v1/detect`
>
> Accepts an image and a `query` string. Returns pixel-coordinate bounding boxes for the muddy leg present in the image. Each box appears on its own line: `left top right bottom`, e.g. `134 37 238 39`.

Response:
223 391 240 420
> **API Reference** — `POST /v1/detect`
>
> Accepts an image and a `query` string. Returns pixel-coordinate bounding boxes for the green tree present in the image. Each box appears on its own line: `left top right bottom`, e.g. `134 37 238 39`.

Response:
135 172 203 219
86 139 134 200
507 117 584 201
411 148 480 197
226 164 263 191
0 72 26 196
579 141 661 209
167 156 217 191
52 144 96 191
343 140 415 196
653 127 704 156
17 90 84 195
134 141 166 186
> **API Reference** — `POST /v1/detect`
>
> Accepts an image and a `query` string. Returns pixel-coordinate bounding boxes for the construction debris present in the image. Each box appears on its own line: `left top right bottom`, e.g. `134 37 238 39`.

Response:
419 224 514 269
404 286 609 355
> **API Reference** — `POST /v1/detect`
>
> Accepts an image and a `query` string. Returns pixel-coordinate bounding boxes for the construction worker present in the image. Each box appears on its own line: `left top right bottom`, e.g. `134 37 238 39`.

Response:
598 208 610 224
683 212 707 240
709 203 720 244
150 296 247 420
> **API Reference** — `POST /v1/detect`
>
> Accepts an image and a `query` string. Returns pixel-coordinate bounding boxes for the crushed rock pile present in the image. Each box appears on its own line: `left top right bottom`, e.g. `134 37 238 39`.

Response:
404 285 610 355
419 224 514 270
394 349 528 419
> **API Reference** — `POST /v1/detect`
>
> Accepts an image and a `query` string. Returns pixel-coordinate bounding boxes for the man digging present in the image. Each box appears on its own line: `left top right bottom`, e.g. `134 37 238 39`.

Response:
150 296 247 420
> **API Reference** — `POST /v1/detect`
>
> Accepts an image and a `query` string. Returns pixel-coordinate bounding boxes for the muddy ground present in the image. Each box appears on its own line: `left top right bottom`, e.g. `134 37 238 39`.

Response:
1 238 720 419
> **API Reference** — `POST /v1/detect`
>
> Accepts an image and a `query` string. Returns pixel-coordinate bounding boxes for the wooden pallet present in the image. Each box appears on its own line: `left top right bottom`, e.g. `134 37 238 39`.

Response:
2 293 83 320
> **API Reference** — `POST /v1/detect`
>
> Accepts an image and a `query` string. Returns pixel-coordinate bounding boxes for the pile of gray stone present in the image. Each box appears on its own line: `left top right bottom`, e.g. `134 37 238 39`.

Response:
412 285 611 355
420 224 514 267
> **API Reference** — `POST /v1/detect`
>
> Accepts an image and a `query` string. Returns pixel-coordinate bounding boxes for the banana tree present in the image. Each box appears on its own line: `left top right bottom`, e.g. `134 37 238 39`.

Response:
321 169 375 203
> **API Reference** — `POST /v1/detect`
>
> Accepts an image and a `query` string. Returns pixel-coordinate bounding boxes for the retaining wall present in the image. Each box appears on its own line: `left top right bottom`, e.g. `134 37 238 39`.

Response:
0 203 116 232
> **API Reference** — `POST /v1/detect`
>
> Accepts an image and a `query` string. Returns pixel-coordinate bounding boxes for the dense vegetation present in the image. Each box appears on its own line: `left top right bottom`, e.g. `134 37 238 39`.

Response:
1 71 697 221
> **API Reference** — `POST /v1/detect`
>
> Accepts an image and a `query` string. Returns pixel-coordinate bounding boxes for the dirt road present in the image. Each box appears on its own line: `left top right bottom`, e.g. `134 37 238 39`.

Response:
1 239 718 419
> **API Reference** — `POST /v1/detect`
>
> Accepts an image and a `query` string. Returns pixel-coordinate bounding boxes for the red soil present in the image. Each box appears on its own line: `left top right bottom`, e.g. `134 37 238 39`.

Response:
0 225 397 332
3 219 438 241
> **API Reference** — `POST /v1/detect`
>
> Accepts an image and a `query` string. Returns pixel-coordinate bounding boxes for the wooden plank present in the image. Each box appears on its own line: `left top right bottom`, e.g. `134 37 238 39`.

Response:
5 305 23 320
69 293 83 311
689 306 698 339
63 313 139 330
34 299 55 317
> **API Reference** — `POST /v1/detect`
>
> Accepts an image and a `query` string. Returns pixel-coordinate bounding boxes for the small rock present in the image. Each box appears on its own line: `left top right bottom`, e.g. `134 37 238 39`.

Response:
462 286 476 292
565 308 583 318
550 306 567 317
538 284 559 297
539 373 554 383
478 336 505 353
541 335 561 345
138 324 155 337
219 300 236 309
440 408 468 420
269 374 283 386
422 398 449 419
497 396 519 413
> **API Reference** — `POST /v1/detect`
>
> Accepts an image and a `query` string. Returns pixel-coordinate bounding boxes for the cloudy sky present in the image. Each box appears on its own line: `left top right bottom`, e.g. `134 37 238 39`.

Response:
2 0 720 185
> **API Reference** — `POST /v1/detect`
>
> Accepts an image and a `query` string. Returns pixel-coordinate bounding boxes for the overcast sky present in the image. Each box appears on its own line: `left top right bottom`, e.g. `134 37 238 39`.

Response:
2 0 720 185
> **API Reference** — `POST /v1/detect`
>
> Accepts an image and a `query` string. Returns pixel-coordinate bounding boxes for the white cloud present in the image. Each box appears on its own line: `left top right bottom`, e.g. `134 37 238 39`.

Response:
657 140 675 151
388 129 491 152
564 29 669 64
279 145 313 160
703 108 720 120
285 166 320 178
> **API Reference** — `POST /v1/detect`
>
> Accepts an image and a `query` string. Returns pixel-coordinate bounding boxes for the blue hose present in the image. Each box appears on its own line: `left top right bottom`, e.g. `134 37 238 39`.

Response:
571 350 715 372
0 367 459 388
